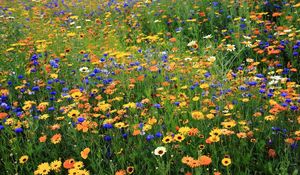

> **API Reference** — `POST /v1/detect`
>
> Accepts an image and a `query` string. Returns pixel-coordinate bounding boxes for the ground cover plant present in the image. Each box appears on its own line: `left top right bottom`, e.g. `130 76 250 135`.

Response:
0 0 300 174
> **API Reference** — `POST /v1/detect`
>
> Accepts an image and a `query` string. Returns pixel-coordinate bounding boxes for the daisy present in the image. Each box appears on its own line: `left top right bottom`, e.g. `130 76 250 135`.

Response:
79 67 90 73
207 56 216 62
203 34 212 39
226 44 236 52
154 146 167 157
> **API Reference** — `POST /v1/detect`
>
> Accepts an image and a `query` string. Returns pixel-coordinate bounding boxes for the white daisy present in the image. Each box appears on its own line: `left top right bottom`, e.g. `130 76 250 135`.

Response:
226 44 236 52
154 146 167 157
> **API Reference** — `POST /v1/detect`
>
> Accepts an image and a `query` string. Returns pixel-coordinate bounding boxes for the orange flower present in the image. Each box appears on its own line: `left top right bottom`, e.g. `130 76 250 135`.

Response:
149 66 159 72
182 156 193 164
198 155 212 166
0 112 8 120
199 11 205 17
285 138 295 144
205 138 212 144
39 135 47 143
81 147 90 159
185 172 193 175
187 159 201 168
51 133 62 144
69 89 81 94
63 159 75 169
272 12 282 17
136 75 144 81
115 170 126 175
169 37 176 43
45 64 51 73
253 29 260 35
77 121 89 132
268 149 276 158
188 128 199 136
132 130 141 136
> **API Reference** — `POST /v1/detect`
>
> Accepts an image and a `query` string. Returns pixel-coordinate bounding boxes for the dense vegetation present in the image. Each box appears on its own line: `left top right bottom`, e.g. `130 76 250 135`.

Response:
0 0 300 175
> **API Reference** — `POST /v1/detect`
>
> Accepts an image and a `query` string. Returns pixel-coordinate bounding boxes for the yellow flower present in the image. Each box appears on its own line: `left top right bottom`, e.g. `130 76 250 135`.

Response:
143 124 152 131
221 120 236 129
264 115 276 121
191 111 205 120
19 155 29 164
74 161 84 169
114 122 125 129
174 134 185 142
209 128 222 137
295 131 300 137
162 136 173 144
192 96 200 101
178 127 191 135
71 91 83 99
40 114 50 120
68 110 80 118
50 160 62 171
206 113 215 119
209 135 220 142
221 158 232 166
37 162 51 175
50 74 58 79
199 83 209 89
68 168 79 175
98 103 111 111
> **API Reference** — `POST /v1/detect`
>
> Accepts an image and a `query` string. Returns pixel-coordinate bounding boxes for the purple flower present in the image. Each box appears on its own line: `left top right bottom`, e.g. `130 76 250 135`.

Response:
14 128 23 133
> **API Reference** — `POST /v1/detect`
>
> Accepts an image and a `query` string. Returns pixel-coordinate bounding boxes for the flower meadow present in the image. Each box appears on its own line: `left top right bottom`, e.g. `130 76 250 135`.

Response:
1 0 300 174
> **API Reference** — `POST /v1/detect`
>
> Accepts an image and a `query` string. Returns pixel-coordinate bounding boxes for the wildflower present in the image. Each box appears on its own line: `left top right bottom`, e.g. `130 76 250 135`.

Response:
0 112 8 119
187 159 201 168
207 56 216 62
40 114 49 120
37 162 51 175
182 156 193 164
63 159 75 169
74 161 84 169
19 155 29 164
126 166 134 174
81 148 90 159
71 91 83 99
268 149 276 158
209 128 222 136
174 134 185 142
154 146 167 157
115 170 126 175
221 158 231 166
265 115 276 121
39 135 47 142
14 127 23 133
115 122 126 129
50 160 62 171
209 135 220 142
187 41 198 49
68 110 80 118
199 83 209 89
192 96 200 101
236 132 247 139
178 127 191 135
51 133 62 144
199 144 205 150
188 128 199 136
226 44 236 52
191 111 205 120
203 35 212 39
198 155 212 166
